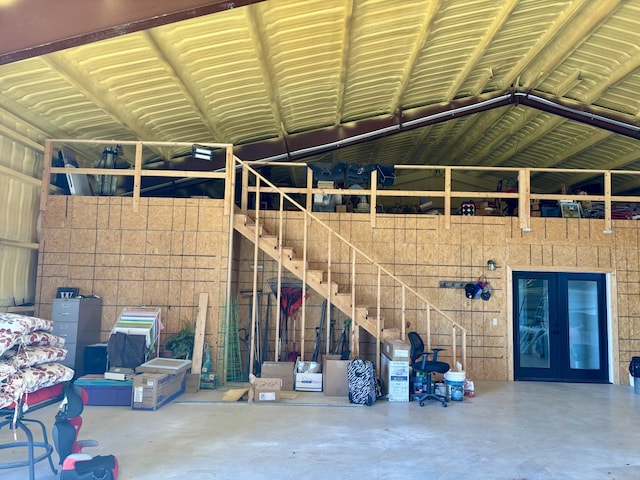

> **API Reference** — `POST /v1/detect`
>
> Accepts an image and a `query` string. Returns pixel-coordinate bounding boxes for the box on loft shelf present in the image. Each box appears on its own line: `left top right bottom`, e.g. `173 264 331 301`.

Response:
560 201 581 218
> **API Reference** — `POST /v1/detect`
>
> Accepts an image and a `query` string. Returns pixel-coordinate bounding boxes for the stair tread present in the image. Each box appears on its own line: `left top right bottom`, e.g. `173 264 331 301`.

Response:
233 211 456 357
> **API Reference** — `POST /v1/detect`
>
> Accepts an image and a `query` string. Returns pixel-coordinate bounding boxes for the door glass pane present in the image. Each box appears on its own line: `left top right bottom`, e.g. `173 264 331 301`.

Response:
517 279 550 368
568 280 599 370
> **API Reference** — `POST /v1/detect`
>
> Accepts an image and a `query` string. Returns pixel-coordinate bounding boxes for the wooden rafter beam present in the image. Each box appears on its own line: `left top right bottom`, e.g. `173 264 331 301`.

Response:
499 0 589 89
246 5 286 138
389 0 441 113
520 0 622 89
335 0 355 125
143 31 225 142
41 54 166 160
444 0 517 101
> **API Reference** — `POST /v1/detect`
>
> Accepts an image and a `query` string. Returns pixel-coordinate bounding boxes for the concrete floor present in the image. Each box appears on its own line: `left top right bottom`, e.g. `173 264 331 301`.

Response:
2 381 640 480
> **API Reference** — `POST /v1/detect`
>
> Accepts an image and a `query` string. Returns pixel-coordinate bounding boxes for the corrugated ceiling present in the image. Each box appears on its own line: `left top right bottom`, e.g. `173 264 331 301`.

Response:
1 0 640 195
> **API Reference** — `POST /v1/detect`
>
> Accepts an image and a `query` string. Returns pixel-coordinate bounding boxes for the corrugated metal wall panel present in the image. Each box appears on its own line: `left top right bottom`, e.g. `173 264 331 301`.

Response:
0 119 43 306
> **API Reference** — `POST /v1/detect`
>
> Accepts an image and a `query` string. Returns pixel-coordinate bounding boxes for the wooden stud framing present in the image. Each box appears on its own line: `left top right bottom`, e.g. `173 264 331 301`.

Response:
604 171 612 233
519 167 531 231
133 141 143 212
444 167 452 229
40 139 53 212
370 169 378 228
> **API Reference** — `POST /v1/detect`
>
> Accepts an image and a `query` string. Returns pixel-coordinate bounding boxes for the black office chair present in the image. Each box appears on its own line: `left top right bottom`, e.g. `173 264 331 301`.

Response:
408 331 449 407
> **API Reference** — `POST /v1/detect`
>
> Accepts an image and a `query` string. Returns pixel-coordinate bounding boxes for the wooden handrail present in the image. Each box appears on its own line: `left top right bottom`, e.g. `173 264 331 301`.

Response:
234 156 468 335
240 159 639 234
231 157 468 372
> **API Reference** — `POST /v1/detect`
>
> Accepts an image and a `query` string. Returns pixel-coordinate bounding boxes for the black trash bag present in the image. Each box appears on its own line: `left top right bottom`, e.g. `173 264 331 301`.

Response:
106 331 146 369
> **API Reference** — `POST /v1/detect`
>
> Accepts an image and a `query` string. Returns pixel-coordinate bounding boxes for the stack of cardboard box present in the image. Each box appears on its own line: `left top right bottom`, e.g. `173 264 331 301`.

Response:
380 338 411 402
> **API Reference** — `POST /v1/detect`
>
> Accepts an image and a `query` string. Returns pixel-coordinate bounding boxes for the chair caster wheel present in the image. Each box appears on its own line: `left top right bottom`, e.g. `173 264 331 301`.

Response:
419 401 425 407
441 402 447 407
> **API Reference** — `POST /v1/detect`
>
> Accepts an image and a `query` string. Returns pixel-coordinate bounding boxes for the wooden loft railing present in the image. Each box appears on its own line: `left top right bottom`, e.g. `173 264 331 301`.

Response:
240 162 640 234
41 139 231 213
230 157 467 376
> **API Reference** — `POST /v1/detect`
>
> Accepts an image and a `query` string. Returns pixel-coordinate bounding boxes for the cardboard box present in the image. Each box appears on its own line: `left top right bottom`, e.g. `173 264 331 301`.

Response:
295 372 322 391
132 371 185 410
380 355 410 402
185 373 200 393
388 360 410 402
76 375 133 406
136 357 192 375
260 361 295 391
295 359 322 392
322 355 349 396
250 377 281 402
382 338 411 361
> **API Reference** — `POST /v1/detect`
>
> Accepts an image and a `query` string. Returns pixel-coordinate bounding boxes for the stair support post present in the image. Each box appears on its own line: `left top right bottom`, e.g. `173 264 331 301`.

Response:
248 180 262 374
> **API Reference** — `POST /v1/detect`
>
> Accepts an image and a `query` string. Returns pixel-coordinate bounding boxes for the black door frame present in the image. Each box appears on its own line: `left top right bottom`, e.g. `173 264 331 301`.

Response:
512 270 611 383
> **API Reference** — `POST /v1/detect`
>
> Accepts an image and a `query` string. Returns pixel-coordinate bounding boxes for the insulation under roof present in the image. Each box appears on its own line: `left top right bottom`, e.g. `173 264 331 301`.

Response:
1 0 640 194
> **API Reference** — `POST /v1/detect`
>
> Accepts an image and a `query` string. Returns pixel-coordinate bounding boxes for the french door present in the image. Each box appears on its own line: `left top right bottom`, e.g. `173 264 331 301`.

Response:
513 272 609 383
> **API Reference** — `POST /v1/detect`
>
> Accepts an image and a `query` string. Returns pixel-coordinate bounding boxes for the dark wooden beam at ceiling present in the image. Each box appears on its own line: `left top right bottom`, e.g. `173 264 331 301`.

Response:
0 0 265 65
233 90 640 164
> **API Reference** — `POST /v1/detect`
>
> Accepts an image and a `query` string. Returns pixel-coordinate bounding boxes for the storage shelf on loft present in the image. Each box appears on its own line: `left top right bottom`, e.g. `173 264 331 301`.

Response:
111 306 162 359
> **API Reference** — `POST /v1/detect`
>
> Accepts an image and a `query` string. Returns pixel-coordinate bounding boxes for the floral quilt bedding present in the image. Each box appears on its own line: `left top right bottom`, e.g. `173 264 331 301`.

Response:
0 312 73 409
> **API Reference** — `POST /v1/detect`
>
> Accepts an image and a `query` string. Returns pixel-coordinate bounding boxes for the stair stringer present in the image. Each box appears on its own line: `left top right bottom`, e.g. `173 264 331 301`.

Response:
233 212 399 355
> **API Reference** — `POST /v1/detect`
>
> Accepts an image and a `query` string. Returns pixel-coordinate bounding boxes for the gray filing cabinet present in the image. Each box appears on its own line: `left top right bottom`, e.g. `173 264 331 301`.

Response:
51 297 102 377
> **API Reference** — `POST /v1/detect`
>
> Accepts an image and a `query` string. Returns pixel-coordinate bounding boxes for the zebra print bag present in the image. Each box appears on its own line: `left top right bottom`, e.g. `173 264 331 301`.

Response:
347 358 377 406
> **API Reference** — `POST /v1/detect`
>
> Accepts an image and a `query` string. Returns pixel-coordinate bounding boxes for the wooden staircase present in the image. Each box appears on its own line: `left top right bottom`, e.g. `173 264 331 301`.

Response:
234 211 400 352
226 157 467 374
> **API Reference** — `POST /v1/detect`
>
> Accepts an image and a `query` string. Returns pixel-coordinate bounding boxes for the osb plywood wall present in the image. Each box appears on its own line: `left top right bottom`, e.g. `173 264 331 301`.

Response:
236 211 636 384
36 197 639 384
35 196 229 359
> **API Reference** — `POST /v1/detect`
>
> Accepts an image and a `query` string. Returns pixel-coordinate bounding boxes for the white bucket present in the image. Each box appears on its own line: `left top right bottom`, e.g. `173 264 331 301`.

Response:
444 371 466 401
444 371 466 382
